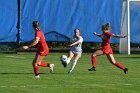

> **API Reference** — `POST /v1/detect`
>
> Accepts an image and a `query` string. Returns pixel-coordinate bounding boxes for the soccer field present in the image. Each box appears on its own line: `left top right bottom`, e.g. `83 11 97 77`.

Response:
0 53 140 93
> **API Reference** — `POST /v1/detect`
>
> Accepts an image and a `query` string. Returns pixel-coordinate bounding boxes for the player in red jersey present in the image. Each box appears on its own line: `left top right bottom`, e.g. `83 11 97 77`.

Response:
88 23 128 74
23 21 54 78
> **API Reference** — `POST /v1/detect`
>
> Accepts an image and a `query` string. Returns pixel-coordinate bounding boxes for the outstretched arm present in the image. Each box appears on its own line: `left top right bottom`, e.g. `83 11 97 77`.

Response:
69 40 81 46
22 37 40 49
69 37 83 47
93 32 102 37
112 34 127 38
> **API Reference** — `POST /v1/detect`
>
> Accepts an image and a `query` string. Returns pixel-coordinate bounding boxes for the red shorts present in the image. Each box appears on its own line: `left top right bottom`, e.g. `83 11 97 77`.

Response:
101 46 113 55
37 50 49 56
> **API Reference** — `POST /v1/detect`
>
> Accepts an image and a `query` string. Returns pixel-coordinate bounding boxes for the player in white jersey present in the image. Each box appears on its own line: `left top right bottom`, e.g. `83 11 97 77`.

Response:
62 28 83 74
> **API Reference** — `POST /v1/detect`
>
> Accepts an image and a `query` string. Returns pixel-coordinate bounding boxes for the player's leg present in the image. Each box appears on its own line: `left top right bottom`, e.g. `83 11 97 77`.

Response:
39 60 54 73
88 49 104 71
66 51 74 64
68 53 80 74
32 54 44 78
32 54 54 78
106 54 128 74
38 54 54 73
37 50 51 67
62 51 74 68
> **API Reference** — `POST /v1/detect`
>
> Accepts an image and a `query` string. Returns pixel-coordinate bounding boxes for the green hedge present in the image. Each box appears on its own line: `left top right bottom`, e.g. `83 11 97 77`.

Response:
1 42 140 52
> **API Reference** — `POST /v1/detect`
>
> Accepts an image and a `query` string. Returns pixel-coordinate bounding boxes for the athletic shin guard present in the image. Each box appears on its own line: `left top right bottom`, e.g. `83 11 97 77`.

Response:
34 65 39 76
66 57 71 64
114 62 125 70
92 56 96 68
39 62 49 67
69 59 77 73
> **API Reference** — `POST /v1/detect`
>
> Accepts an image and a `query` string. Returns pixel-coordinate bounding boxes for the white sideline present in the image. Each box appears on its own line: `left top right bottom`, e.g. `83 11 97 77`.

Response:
0 83 132 88
5 56 25 59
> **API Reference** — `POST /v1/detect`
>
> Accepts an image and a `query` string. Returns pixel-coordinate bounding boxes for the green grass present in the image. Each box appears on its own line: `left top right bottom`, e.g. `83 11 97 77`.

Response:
0 53 140 93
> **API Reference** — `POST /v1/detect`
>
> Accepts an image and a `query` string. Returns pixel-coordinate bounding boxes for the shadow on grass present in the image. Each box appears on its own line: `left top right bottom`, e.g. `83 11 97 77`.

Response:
0 72 43 75
0 72 94 75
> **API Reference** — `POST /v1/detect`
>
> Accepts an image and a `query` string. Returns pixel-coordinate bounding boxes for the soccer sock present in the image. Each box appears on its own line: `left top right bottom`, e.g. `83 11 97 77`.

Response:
69 59 77 73
34 65 39 76
92 56 96 68
66 57 71 64
39 62 49 67
114 62 125 70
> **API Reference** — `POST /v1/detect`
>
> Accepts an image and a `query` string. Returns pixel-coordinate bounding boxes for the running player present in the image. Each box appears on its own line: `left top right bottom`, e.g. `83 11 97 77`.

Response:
23 21 54 78
88 23 128 74
62 29 83 74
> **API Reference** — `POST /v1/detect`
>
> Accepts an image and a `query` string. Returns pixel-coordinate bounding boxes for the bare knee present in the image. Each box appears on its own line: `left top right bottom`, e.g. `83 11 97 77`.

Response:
32 60 40 66
106 54 116 65
109 60 116 65
108 59 116 65
92 54 97 57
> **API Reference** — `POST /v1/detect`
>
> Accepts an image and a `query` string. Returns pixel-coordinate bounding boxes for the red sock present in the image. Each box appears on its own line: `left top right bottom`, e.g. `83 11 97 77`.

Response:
92 56 96 68
34 65 39 76
114 62 125 70
39 62 49 67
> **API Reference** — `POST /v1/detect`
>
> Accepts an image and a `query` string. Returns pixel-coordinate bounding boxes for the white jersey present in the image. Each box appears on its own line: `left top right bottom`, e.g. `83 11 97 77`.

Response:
70 36 83 52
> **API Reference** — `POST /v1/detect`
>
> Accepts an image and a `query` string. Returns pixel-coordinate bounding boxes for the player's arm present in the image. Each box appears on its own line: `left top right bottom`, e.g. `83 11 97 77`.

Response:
93 32 102 37
22 37 40 49
112 34 127 38
69 40 81 46
69 37 83 47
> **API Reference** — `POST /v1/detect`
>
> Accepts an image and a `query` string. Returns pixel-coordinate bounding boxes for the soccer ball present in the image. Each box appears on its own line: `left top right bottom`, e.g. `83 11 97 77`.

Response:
60 55 68 68
60 55 67 62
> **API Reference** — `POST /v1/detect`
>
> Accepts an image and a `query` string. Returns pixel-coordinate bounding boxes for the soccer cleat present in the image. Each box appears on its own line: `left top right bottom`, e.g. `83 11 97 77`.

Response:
49 64 54 73
88 67 96 71
34 75 40 79
124 68 128 74
62 61 67 68
68 71 72 74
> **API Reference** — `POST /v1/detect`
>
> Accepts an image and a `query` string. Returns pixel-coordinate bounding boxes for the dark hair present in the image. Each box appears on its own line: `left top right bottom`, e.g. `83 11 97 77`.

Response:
104 23 110 30
74 28 80 33
102 25 106 30
105 23 110 27
32 21 39 28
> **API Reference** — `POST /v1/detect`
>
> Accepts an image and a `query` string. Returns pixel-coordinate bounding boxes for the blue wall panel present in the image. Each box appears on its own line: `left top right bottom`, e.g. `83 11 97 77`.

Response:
0 0 123 43
0 0 18 42
20 0 122 43
130 2 140 43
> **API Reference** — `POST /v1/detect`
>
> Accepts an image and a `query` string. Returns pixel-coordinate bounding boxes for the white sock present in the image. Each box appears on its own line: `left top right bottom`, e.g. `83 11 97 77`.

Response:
69 59 77 73
66 57 71 64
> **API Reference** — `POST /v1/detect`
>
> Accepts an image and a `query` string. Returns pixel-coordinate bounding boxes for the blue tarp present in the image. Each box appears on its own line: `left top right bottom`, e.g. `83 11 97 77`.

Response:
0 0 123 43
20 0 122 43
0 0 18 42
130 2 140 43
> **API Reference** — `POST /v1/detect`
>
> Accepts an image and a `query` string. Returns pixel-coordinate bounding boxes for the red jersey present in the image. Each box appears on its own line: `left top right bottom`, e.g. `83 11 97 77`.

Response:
101 31 113 47
100 31 113 55
35 30 49 55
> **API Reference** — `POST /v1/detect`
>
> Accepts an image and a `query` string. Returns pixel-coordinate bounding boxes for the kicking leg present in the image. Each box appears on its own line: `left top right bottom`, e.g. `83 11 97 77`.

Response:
106 54 128 74
62 51 74 68
66 51 74 64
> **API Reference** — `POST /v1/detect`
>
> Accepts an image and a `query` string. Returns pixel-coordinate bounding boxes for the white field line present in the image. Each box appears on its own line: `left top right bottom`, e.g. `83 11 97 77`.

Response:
27 76 133 88
5 56 25 59
0 85 26 88
130 60 139 62
0 83 132 88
